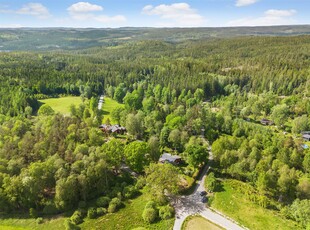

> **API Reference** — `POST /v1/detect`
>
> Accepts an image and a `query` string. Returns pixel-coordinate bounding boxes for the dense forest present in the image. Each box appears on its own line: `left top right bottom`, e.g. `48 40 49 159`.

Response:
0 28 309 229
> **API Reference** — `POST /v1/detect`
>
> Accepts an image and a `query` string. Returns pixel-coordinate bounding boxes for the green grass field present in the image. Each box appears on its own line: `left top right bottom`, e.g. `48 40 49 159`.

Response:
0 190 173 230
182 215 224 230
80 191 174 230
39 96 82 115
101 97 124 124
0 215 65 230
210 179 301 230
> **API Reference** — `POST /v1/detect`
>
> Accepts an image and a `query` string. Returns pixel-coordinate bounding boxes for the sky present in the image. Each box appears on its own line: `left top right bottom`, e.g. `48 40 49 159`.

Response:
0 0 309 28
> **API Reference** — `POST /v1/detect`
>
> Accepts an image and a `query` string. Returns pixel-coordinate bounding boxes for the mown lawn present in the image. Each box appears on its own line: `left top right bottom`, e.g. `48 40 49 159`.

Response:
182 215 224 230
39 96 82 115
210 179 301 230
80 191 174 230
101 97 124 124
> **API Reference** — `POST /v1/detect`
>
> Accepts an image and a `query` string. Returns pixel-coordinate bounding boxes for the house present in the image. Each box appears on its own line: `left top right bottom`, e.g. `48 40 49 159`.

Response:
302 134 310 141
260 118 273 126
159 153 182 165
301 131 310 135
99 124 126 135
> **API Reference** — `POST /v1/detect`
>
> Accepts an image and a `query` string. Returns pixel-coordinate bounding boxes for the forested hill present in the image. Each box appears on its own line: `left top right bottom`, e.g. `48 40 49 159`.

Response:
1 25 310 51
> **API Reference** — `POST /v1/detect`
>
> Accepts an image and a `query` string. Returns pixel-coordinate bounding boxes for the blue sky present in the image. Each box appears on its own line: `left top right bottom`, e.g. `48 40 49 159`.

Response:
0 0 309 28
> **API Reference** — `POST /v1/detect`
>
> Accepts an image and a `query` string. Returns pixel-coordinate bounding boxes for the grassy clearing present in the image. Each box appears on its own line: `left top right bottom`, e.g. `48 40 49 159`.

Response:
0 190 174 230
210 179 300 230
101 97 124 124
39 96 82 115
80 191 174 230
0 215 65 230
182 215 224 230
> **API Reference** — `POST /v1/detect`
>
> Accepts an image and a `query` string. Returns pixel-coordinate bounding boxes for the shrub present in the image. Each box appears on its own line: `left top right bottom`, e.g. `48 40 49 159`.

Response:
110 197 121 207
108 203 117 213
36 217 43 224
78 201 87 209
29 208 38 218
96 207 107 216
87 207 97 219
145 201 156 209
43 203 59 215
135 177 146 189
142 207 157 223
123 185 138 199
70 210 84 225
96 196 111 208
64 219 81 230
159 205 174 220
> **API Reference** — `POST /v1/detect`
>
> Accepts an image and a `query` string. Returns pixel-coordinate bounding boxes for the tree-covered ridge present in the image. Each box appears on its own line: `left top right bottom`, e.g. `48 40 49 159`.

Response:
1 35 310 116
1 25 310 51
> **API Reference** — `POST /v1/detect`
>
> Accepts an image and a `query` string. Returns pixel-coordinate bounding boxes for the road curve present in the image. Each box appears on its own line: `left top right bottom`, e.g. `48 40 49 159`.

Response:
172 153 246 230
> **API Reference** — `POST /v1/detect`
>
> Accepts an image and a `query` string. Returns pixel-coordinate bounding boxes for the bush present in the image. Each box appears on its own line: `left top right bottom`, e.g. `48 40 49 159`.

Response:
159 205 174 220
64 219 81 230
108 203 117 213
36 217 43 224
29 208 38 218
145 201 156 209
43 203 59 215
70 210 84 225
87 207 97 219
78 201 87 209
110 197 122 207
96 207 107 216
123 185 138 199
135 177 146 189
96 196 111 208
142 207 157 223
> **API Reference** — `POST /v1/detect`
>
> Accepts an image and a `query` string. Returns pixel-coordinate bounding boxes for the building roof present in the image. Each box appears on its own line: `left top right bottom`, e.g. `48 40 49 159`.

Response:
159 153 181 162
99 124 126 133
302 134 310 139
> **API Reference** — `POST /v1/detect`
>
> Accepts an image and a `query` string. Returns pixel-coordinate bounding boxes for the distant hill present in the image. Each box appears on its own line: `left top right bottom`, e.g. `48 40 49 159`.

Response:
1 25 310 51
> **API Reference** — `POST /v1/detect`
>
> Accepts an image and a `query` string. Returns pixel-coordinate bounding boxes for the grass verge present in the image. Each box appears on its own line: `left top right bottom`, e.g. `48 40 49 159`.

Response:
181 215 224 230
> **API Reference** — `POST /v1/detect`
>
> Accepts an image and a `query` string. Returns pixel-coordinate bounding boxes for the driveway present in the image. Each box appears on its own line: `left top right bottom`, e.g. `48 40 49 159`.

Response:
172 152 245 230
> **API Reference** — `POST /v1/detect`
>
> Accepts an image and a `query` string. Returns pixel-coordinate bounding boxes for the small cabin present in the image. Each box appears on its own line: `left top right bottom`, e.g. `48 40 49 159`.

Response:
260 118 273 126
159 153 182 165
302 134 310 141
99 124 126 135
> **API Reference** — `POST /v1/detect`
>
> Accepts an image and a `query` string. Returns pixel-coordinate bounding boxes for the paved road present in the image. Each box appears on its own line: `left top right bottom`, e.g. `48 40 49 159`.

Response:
172 153 245 230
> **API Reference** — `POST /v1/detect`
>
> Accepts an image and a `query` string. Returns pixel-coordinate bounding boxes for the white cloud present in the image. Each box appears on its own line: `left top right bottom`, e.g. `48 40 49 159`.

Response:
67 2 126 26
236 0 259 7
228 9 297 26
142 3 206 27
67 2 103 13
16 3 50 19
265 9 296 17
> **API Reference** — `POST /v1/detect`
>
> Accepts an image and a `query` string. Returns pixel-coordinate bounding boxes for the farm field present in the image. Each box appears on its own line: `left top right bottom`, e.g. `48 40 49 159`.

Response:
39 96 82 115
